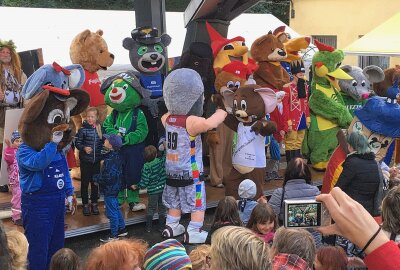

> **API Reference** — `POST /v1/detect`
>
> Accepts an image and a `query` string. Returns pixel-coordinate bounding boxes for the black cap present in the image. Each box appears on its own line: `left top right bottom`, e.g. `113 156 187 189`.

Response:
131 26 161 45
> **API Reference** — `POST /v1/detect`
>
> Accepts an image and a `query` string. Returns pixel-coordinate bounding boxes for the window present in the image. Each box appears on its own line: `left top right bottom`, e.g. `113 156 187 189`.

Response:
357 35 389 69
311 35 337 49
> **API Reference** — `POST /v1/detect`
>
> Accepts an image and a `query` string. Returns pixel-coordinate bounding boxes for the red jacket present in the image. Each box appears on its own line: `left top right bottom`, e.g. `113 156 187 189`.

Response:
364 241 400 270
283 82 310 131
269 102 287 142
82 70 103 107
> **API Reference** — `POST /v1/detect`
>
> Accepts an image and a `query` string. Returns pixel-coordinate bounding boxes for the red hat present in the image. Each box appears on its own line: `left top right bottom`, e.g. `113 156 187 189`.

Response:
206 21 245 57
222 61 250 79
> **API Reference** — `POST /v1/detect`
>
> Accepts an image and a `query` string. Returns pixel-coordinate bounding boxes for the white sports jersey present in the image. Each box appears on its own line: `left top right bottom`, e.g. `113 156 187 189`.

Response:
165 115 203 180
232 122 266 168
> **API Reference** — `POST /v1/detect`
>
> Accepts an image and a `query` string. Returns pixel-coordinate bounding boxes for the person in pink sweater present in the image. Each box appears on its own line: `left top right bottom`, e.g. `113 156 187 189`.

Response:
4 130 23 225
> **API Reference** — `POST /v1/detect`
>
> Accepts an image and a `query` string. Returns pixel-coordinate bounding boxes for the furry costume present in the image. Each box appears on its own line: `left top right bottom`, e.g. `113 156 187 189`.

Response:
322 88 400 193
208 61 251 187
339 65 384 115
161 68 227 244
222 85 277 199
123 26 171 147
251 31 290 90
101 72 150 212
301 40 353 170
17 62 89 270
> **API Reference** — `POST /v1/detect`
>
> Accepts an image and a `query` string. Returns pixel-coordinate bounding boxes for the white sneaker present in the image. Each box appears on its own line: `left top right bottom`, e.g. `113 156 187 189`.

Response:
130 203 146 212
184 227 208 244
162 223 185 238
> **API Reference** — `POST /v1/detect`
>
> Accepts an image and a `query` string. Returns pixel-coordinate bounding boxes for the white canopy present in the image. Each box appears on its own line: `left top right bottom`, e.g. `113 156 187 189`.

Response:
0 7 299 66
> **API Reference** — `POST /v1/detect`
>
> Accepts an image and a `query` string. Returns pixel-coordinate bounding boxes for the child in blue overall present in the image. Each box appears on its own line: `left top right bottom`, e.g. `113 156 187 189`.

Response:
94 134 127 242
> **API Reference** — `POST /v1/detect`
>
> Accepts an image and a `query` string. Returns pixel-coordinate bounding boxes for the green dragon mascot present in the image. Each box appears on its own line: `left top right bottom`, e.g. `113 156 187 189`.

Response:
101 72 151 211
302 40 353 170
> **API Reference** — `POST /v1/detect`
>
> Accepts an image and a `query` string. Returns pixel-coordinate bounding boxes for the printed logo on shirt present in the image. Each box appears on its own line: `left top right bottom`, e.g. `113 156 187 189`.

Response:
88 78 101 85
57 179 65 189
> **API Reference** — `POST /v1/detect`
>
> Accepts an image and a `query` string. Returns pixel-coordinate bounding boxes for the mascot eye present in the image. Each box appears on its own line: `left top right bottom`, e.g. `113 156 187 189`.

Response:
122 84 129 90
352 80 357 87
240 100 247 111
242 42 246 46
352 121 363 132
224 44 234 50
226 81 234 89
154 44 163 53
137 46 148 56
234 81 241 88
361 80 366 87
336 62 342 69
233 100 238 110
47 109 64 124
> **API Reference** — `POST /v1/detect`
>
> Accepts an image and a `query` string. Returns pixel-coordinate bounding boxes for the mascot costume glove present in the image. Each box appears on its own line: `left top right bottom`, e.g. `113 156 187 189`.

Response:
161 68 227 244
17 62 89 270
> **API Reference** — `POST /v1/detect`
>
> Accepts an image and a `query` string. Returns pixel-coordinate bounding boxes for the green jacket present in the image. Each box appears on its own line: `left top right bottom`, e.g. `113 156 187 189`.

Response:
138 152 166 194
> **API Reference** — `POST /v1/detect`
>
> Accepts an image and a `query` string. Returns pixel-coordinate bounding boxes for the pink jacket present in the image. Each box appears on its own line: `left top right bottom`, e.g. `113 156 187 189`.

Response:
4 147 19 185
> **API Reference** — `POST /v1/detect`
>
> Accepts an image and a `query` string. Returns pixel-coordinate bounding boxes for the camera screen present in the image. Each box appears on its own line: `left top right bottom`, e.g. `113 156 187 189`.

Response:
286 203 321 228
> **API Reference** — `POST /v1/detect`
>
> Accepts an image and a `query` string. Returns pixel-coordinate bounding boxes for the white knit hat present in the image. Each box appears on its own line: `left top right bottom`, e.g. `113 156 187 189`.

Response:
238 179 257 199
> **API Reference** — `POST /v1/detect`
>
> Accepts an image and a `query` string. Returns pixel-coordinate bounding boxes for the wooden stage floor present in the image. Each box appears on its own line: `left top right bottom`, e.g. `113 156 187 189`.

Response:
1 169 324 238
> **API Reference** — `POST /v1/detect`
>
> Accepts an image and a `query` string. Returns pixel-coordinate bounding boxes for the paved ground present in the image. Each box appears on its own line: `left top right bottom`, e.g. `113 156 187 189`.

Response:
65 208 216 262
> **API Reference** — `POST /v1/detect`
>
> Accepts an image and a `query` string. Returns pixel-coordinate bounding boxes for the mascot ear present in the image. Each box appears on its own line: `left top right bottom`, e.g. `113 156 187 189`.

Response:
363 65 385 83
221 87 235 113
96 29 104 36
254 87 277 114
65 64 85 88
69 89 90 116
21 68 48 100
20 90 49 124
78 29 91 44
123 38 136 50
161 34 171 47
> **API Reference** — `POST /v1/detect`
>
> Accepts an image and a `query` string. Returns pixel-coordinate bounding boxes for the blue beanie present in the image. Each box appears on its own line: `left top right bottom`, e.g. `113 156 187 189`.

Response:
10 130 20 144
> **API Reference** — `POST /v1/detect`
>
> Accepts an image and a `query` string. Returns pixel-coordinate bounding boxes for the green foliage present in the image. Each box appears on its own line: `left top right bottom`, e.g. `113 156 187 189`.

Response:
247 0 290 25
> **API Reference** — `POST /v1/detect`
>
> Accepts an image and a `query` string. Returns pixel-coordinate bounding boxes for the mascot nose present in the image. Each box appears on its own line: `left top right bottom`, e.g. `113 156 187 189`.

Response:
110 53 115 59
278 50 286 56
361 93 370 99
150 53 158 60
112 88 118 93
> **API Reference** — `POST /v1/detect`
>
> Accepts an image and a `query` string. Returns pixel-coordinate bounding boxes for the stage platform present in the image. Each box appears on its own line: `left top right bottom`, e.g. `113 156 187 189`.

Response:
0 168 324 238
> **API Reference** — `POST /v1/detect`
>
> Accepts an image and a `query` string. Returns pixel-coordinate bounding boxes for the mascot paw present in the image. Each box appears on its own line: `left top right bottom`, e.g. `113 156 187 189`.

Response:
206 130 219 147
211 93 225 110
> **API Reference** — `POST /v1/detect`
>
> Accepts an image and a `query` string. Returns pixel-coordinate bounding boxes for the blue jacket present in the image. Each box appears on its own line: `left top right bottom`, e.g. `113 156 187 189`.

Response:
17 142 74 195
93 150 123 197
238 199 258 226
75 121 104 163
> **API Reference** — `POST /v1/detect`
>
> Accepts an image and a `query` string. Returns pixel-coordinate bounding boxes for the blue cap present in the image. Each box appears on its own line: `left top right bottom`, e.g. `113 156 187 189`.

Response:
10 130 20 144
103 134 123 150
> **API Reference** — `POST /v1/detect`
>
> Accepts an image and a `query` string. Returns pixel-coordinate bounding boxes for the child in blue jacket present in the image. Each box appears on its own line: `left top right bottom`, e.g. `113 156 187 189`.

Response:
93 134 127 242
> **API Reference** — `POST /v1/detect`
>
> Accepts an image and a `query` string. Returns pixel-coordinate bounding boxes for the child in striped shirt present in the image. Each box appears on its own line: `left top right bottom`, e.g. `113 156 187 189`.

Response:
135 145 167 232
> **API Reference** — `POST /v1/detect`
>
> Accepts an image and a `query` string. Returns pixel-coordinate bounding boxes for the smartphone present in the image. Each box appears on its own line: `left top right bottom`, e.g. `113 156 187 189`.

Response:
283 199 331 228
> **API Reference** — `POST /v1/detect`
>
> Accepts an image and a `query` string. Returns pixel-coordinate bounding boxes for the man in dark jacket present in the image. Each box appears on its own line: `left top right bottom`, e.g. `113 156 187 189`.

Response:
93 134 127 242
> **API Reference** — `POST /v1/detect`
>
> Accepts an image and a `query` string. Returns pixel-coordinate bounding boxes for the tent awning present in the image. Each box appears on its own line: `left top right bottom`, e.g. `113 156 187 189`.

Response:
344 12 400 57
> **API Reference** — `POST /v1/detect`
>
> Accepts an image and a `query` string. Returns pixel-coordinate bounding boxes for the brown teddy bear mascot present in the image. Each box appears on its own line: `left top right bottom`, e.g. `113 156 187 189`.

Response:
221 85 277 199
17 62 89 270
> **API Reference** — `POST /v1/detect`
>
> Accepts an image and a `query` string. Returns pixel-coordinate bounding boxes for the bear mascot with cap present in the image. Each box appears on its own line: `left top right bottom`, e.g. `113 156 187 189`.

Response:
101 71 151 212
161 68 227 244
123 26 171 147
17 62 89 270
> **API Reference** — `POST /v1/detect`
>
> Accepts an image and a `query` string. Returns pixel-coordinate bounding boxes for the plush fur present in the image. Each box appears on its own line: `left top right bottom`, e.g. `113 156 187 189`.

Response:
222 85 277 199
373 65 400 97
251 31 290 90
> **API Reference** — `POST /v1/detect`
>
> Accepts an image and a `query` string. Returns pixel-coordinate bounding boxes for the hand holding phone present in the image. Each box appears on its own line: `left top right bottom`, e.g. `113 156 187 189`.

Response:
283 199 331 228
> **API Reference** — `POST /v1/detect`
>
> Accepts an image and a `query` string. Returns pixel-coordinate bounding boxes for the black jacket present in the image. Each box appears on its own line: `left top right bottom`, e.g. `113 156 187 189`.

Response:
336 152 380 214
93 151 123 197
75 121 104 163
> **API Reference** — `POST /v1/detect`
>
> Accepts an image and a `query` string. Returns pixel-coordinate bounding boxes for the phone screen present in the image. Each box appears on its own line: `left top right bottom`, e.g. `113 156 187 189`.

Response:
285 202 322 228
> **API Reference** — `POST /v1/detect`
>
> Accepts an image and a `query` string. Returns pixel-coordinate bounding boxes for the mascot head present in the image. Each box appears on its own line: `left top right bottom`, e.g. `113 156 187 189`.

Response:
123 26 171 74
101 71 150 112
19 62 90 150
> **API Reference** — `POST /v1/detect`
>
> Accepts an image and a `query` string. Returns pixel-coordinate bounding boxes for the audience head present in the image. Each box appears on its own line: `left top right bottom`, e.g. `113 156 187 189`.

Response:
144 239 192 270
284 157 311 185
346 131 371 154
212 196 242 226
144 145 158 163
0 221 11 270
189 244 211 270
210 226 271 270
49 248 80 270
272 253 310 270
238 179 257 200
86 239 148 270
382 185 400 235
314 246 347 270
6 230 28 270
246 203 277 235
271 227 316 268
389 178 400 190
